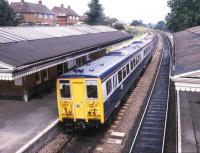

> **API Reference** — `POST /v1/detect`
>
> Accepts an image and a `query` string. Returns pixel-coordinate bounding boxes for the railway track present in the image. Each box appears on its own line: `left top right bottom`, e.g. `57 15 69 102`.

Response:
128 34 171 153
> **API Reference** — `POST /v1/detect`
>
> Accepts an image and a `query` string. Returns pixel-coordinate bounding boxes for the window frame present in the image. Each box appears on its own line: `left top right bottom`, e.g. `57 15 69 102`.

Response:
35 71 42 85
43 69 49 81
59 80 71 99
118 70 123 83
126 63 130 75
86 80 98 99
106 78 112 96
122 67 127 79
130 60 134 70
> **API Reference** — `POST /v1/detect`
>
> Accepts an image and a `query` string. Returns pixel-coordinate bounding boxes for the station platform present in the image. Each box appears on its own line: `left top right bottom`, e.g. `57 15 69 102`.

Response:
0 92 58 153
178 91 200 153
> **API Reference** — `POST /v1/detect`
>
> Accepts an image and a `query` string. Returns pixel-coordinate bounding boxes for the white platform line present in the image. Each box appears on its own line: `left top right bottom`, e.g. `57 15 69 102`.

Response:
16 119 59 153
177 90 182 153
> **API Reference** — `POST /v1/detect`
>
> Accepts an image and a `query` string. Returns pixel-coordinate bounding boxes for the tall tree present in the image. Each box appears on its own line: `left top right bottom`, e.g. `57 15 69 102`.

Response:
154 21 167 31
0 0 21 26
130 20 144 26
85 0 105 25
166 0 200 32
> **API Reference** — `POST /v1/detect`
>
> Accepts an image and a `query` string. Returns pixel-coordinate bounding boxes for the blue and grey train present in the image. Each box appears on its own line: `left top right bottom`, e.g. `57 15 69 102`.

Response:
56 33 157 129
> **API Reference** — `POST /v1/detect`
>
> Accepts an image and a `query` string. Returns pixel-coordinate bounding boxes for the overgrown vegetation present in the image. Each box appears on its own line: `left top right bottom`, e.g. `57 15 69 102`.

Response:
166 0 200 32
0 0 22 26
154 21 167 31
85 0 105 25
130 20 145 27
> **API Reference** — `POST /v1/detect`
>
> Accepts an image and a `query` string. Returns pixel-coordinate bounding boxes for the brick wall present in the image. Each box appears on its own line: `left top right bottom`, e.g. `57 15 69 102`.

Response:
0 80 24 100
56 17 78 26
21 13 55 25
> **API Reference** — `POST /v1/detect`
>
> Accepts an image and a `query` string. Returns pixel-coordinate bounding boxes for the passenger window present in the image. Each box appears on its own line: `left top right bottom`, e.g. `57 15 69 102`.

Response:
113 75 118 89
118 70 122 83
86 80 98 99
130 61 134 70
136 56 139 64
122 67 126 79
126 64 130 74
106 79 112 95
60 80 71 98
133 59 136 67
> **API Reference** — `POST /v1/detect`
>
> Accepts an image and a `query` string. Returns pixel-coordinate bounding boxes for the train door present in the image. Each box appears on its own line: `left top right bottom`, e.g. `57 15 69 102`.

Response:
72 80 86 120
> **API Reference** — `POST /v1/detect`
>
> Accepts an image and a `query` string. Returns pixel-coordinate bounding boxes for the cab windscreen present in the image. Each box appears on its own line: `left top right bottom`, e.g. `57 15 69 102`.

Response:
59 80 71 98
86 80 98 99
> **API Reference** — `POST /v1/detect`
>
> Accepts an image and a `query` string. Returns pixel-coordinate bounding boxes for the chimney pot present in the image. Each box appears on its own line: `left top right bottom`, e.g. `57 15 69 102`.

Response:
21 0 24 3
68 5 71 9
61 4 64 8
38 0 42 5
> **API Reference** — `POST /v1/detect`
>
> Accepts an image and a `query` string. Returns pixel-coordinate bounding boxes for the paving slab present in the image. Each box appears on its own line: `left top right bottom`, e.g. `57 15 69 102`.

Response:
0 92 58 153
179 91 200 153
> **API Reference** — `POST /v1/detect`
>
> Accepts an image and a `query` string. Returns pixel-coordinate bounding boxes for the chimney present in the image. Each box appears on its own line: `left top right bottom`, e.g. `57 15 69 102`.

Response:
68 5 71 9
38 0 42 5
61 4 64 8
21 0 24 3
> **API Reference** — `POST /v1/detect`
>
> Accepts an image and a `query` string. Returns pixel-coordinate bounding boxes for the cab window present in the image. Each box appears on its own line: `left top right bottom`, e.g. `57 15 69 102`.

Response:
60 80 71 98
86 80 98 99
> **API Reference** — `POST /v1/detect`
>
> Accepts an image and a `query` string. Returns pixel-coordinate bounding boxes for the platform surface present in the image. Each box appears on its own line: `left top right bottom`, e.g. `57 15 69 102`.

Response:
179 91 200 153
0 92 58 153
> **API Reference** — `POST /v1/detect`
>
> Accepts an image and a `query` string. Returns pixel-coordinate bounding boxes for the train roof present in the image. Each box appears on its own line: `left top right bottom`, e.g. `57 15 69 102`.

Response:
60 34 154 80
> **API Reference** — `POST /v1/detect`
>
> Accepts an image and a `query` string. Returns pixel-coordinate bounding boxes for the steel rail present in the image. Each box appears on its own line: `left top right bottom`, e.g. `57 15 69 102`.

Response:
128 33 170 153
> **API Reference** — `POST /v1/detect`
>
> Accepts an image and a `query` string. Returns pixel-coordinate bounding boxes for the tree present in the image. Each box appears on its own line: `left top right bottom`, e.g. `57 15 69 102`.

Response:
112 21 125 30
148 23 155 29
166 0 200 32
154 21 167 31
103 16 118 26
85 0 105 25
0 0 22 26
130 20 144 26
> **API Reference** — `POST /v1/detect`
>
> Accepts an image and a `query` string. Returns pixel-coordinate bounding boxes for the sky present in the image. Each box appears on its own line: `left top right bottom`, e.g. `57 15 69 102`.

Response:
8 0 170 24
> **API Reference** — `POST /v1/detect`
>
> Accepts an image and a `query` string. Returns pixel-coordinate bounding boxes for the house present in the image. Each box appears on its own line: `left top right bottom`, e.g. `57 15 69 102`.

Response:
0 25 132 102
52 4 79 26
10 0 55 26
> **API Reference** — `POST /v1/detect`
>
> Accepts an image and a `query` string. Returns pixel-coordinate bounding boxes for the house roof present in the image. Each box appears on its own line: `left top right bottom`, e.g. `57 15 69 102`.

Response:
174 26 200 77
10 1 54 15
0 25 132 69
52 5 79 17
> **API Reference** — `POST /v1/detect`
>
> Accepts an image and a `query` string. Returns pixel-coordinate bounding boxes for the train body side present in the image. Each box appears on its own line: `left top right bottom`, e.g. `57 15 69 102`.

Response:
102 45 155 121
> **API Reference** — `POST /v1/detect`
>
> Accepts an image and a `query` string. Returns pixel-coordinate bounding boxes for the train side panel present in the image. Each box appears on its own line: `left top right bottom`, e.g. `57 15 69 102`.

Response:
102 46 154 121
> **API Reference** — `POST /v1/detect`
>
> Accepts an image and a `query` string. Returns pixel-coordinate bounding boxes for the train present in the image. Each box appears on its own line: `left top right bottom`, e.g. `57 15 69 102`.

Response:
56 33 158 130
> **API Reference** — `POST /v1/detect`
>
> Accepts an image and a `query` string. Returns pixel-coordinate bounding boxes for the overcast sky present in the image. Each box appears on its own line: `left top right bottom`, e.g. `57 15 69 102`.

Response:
8 0 170 24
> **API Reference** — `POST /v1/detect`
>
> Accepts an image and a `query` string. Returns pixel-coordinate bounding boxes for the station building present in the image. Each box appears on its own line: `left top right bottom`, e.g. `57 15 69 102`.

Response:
171 26 200 153
0 25 132 102
171 26 200 92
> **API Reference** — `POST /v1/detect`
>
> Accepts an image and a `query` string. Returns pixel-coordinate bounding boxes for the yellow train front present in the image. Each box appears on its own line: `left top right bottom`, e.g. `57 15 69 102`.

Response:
57 77 104 129
56 35 156 130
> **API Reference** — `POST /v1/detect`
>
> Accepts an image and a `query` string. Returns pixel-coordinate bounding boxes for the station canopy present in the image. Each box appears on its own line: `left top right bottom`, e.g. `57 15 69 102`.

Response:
0 25 132 80
172 26 200 92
